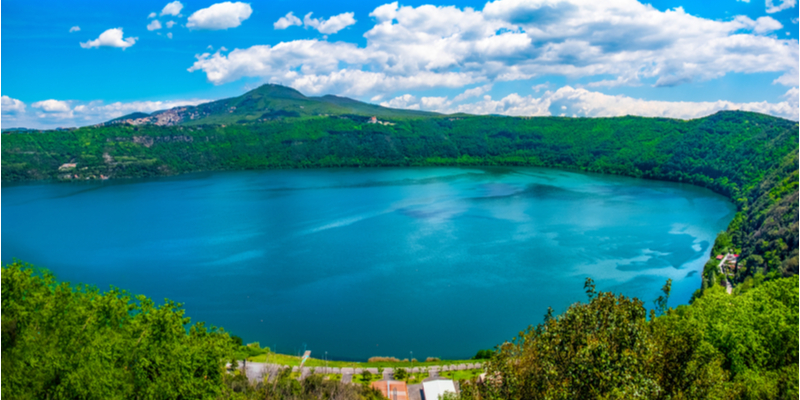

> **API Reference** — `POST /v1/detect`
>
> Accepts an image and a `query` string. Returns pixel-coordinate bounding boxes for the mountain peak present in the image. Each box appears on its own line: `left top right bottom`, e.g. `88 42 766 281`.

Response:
245 84 307 100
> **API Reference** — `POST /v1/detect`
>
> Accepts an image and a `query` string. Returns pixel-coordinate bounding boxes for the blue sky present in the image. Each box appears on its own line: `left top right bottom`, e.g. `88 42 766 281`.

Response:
2 0 798 128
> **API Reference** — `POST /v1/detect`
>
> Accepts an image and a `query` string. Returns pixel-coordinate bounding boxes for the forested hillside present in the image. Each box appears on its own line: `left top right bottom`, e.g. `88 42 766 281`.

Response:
3 108 796 290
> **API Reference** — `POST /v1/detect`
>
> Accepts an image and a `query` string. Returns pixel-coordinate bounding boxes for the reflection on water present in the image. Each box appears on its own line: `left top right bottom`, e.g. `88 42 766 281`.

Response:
2 167 736 360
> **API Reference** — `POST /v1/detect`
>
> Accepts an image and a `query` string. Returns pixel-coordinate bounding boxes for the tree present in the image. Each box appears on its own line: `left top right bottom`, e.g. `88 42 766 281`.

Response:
360 370 373 385
1 261 234 400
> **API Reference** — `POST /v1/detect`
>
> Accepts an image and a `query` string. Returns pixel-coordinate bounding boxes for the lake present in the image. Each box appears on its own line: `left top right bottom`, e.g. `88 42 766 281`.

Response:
2 167 735 360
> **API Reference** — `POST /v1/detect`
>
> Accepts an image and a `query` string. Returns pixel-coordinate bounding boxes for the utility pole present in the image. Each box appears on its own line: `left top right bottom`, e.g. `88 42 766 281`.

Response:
325 351 328 375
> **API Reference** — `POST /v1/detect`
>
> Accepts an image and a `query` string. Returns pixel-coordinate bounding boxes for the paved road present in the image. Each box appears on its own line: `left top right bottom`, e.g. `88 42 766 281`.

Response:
717 254 733 294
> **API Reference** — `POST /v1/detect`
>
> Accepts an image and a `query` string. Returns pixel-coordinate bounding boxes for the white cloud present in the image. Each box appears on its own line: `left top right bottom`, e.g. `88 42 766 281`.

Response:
166 21 177 28
766 0 797 13
167 32 173 39
531 83 550 93
746 16 783 34
586 74 642 88
2 96 27 115
148 12 157 18
32 99 72 114
274 12 302 30
161 1 183 17
188 0 799 97
147 20 163 31
2 98 210 129
303 12 356 34
385 85 799 121
453 84 492 102
80 28 138 49
69 26 80 33
186 2 252 30
380 94 420 109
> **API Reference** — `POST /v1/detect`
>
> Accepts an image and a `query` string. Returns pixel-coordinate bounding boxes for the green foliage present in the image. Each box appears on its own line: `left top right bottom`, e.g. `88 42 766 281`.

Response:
360 370 373 385
458 276 799 399
472 349 495 360
221 368 385 400
394 367 408 380
1 261 234 400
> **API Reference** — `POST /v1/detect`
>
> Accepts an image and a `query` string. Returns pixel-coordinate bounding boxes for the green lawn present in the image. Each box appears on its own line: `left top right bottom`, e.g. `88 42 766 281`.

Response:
441 369 483 381
352 373 383 385
404 372 428 384
322 374 342 381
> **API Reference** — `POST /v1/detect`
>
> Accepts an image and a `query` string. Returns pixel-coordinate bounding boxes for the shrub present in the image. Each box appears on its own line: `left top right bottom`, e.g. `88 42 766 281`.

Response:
367 356 400 363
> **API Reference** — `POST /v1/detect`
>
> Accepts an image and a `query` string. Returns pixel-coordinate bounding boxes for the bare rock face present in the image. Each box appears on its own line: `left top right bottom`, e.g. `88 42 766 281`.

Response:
106 107 191 127
133 136 155 147
153 108 186 126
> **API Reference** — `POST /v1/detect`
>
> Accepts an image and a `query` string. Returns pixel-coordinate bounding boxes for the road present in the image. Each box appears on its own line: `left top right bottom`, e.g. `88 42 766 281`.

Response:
717 254 733 294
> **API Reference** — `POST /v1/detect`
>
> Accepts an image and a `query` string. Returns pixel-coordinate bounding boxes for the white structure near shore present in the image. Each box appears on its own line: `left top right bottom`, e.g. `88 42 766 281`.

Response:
422 379 456 400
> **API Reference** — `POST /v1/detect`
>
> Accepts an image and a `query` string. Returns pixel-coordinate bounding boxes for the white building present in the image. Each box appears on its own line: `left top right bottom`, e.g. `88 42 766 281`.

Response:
422 379 456 400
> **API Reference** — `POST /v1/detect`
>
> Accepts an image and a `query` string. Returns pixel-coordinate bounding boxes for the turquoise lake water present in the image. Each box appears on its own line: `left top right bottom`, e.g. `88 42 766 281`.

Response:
2 167 735 360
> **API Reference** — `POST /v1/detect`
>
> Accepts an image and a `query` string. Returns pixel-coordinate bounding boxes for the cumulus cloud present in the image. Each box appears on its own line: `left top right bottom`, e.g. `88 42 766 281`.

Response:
532 83 550 92
382 86 799 121
380 94 420 109
186 2 252 30
80 28 137 49
274 12 302 30
2 96 27 115
161 1 183 16
188 0 799 97
739 15 783 34
167 32 173 39
32 99 71 113
166 20 177 28
1 98 210 129
453 84 493 102
31 100 74 120
148 12 157 18
147 20 163 31
303 12 356 34
766 0 797 13
69 26 80 33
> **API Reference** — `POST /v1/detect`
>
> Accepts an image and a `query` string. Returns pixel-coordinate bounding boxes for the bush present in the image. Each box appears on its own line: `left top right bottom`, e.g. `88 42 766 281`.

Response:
360 370 373 385
367 356 400 363
472 349 494 360
425 357 440 362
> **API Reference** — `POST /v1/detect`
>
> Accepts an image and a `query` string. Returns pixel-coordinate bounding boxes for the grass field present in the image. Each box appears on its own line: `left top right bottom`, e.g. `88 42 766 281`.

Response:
351 373 383 385
441 369 482 381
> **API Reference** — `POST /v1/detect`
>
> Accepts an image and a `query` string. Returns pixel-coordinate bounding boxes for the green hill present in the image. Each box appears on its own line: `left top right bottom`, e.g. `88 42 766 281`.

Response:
104 84 437 127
